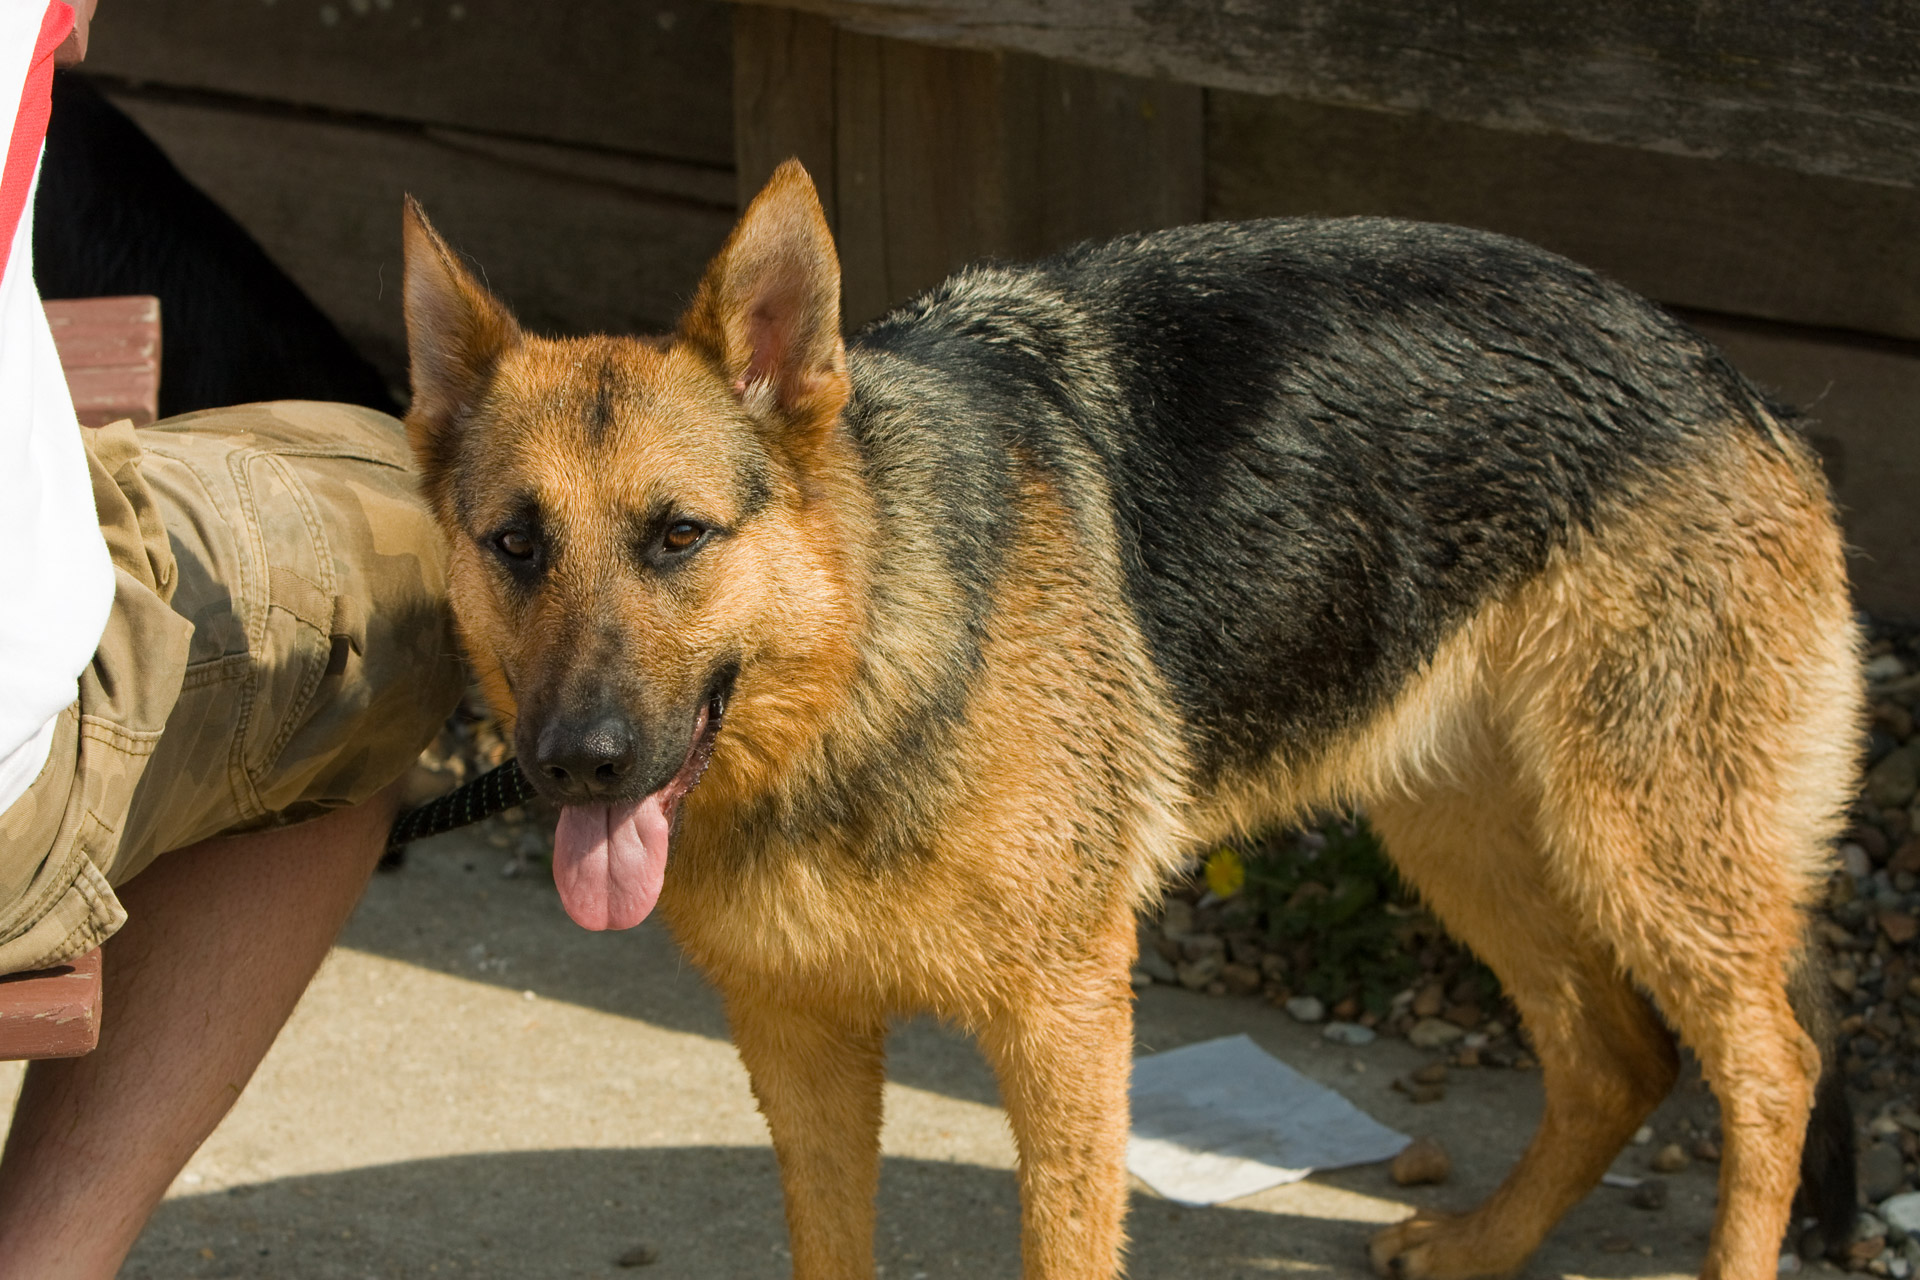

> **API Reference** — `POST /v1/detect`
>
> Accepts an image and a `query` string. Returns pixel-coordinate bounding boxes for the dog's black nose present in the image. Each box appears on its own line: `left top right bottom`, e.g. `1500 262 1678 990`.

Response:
532 714 638 802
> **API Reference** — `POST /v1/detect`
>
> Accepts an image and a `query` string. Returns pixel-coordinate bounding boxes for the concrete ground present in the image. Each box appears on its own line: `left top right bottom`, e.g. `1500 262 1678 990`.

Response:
0 827 1790 1279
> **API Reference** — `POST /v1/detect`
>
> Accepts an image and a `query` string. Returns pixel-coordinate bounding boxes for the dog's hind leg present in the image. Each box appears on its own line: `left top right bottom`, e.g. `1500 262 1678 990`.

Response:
1508 760 1832 1280
1518 684 1848 1280
1500 435 1860 1280
725 993 887 1280
977 932 1138 1280
1366 779 1681 1280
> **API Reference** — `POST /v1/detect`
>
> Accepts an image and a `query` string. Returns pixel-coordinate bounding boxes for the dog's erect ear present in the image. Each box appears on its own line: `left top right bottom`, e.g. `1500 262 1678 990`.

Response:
680 160 848 429
401 196 520 475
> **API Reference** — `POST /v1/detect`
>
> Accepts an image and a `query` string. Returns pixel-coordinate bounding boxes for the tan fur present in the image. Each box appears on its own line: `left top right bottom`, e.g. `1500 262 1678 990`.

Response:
401 164 1861 1280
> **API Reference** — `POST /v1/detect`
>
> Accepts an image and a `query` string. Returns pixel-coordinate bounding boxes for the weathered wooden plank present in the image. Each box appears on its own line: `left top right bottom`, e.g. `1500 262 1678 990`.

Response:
0 948 102 1061
832 28 894 323
741 13 1202 323
742 0 1920 190
1208 92 1920 345
868 38 1022 309
84 0 735 168
1006 57 1204 266
1689 316 1920 623
734 4 838 221
109 93 735 386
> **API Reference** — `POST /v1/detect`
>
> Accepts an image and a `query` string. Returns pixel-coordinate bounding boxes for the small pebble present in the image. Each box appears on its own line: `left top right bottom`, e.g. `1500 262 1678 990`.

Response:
1855 825 1893 862
1136 950 1177 984
1391 1136 1451 1186
1692 1135 1722 1162
1844 843 1876 878
1867 654 1909 683
1393 1079 1445 1104
1882 1191 1920 1239
1160 899 1194 939
1411 1061 1449 1085
1867 748 1920 811
616 1244 659 1267
1407 1017 1466 1048
1879 911 1918 945
1599 1235 1636 1255
1181 933 1226 962
1285 995 1325 1024
1650 1142 1690 1173
1863 1143 1908 1202
1629 1179 1669 1211
1222 962 1263 996
1632 1125 1655 1146
1323 1021 1376 1046
1176 953 1223 991
1845 1236 1886 1268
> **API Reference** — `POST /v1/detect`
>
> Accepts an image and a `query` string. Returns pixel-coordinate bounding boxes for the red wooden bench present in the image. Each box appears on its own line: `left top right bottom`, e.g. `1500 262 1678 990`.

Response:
0 294 161 1060
44 293 161 426
0 948 102 1059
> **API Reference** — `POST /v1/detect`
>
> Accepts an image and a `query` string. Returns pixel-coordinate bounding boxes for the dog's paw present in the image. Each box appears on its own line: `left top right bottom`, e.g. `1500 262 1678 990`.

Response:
1374 1212 1489 1280
1370 1215 1448 1280
1370 1212 1533 1280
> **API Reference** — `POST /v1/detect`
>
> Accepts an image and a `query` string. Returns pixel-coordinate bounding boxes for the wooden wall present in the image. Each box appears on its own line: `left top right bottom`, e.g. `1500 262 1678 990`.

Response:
735 4 1920 621
82 0 739 389
67 0 1920 617
735 8 1203 322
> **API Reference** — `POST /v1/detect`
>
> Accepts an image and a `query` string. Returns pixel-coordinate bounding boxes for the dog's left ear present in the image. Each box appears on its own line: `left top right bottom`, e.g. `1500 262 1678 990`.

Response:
680 160 849 431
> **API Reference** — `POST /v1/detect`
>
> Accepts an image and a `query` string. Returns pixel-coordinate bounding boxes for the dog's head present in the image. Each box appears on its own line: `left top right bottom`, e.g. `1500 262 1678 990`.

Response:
401 162 862 931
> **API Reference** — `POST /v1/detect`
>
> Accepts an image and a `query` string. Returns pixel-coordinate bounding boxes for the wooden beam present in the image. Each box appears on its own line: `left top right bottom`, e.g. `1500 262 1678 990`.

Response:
111 92 736 384
84 0 736 168
1207 92 1920 345
738 0 1920 190
1684 315 1920 624
734 4 837 220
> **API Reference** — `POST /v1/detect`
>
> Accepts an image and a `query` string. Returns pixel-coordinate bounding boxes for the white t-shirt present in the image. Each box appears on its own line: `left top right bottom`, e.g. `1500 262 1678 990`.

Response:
0 0 116 814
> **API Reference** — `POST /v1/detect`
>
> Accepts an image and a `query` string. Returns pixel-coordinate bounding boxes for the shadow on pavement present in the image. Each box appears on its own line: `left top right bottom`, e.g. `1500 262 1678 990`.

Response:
345 831 1011 1109
129 1144 1707 1280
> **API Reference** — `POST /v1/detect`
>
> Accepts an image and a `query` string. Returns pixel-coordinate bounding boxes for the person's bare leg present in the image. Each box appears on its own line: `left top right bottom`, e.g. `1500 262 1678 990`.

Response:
0 780 402 1280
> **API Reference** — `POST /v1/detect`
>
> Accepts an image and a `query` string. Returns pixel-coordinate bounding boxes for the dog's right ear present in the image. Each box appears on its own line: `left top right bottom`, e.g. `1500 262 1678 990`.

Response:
401 196 520 478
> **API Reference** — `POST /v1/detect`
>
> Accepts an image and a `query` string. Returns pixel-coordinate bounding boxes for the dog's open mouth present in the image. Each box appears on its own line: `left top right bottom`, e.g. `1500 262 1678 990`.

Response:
550 677 730 931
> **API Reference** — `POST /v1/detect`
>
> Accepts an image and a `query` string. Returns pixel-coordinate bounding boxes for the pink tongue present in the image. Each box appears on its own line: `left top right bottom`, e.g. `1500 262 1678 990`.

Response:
552 794 672 930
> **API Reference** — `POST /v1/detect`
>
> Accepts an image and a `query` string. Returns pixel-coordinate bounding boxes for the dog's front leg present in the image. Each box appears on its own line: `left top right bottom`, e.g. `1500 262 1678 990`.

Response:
727 991 887 1279
980 981 1135 1280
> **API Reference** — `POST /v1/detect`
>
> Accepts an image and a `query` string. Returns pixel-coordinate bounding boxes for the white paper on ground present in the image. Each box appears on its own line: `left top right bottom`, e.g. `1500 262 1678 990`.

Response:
1128 1033 1409 1205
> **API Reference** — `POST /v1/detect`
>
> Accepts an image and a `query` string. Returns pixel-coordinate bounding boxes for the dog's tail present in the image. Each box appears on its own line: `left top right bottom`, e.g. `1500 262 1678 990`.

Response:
1788 933 1857 1258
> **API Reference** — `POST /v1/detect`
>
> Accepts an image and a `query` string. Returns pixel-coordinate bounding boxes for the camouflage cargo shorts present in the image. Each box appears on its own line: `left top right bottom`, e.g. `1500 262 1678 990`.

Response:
0 403 466 975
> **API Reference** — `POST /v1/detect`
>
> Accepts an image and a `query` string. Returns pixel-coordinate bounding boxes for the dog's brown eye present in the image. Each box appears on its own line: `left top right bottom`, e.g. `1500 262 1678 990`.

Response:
663 522 704 553
496 530 535 560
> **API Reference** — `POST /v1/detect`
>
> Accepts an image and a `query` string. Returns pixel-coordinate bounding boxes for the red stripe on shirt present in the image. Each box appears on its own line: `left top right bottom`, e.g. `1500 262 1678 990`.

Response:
0 2 73 289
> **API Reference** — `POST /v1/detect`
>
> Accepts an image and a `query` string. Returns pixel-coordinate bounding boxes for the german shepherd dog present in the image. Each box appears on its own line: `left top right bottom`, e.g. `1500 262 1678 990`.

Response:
399 162 1859 1280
